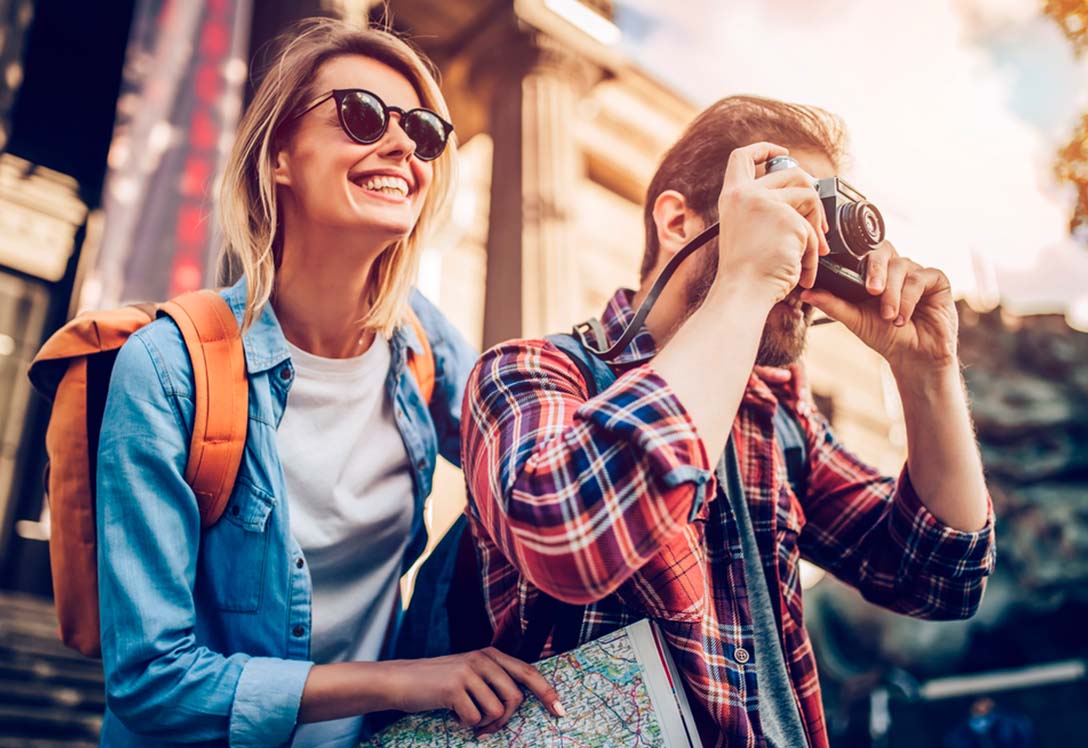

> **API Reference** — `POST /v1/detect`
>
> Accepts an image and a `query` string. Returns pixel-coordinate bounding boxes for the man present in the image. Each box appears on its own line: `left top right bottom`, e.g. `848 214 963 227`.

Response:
460 96 995 748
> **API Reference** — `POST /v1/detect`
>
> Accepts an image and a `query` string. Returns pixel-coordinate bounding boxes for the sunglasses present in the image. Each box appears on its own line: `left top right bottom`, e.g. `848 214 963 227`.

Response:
294 88 453 162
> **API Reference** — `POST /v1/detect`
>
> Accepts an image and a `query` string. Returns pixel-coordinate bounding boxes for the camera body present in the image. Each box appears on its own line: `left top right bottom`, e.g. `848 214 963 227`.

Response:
765 155 885 302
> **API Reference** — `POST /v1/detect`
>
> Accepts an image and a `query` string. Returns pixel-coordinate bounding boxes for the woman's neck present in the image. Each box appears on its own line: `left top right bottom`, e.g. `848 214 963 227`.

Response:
273 226 386 359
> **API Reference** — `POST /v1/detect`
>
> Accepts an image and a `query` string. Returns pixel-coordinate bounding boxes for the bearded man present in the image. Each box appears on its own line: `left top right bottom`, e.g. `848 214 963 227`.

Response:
460 96 995 748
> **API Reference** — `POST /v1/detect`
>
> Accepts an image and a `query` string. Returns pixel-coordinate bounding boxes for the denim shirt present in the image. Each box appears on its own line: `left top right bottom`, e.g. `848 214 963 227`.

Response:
95 278 477 747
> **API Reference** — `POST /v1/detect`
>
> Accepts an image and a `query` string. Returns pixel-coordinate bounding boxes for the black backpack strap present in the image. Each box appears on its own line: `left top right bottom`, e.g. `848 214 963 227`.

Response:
773 404 808 498
545 327 618 398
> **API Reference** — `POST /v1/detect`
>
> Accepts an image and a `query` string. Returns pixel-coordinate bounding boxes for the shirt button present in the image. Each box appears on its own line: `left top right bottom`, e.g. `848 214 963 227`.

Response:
279 366 291 381
295 558 304 569
231 505 240 517
293 625 305 637
416 459 426 471
734 647 750 665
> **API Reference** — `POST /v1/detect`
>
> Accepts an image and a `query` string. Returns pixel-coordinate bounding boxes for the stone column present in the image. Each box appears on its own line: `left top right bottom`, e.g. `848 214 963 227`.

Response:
480 31 596 347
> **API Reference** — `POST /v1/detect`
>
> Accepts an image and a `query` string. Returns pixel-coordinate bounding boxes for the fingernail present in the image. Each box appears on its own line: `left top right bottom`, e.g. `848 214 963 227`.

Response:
894 315 905 327
552 701 566 718
882 305 895 320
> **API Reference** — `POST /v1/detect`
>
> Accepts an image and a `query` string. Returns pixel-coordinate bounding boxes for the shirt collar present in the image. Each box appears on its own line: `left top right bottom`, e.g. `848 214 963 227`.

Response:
222 277 424 375
598 288 660 366
598 287 798 409
222 276 291 375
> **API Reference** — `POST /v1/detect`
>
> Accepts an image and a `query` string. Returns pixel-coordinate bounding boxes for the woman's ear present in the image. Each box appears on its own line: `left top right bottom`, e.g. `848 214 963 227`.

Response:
273 148 292 187
652 190 704 263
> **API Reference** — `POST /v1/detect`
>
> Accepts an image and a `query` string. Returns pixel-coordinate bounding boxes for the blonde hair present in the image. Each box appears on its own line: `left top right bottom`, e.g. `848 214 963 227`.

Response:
217 17 456 334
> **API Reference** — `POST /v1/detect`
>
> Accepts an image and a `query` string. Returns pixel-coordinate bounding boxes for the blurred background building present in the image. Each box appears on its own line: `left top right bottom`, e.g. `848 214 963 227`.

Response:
0 0 1085 745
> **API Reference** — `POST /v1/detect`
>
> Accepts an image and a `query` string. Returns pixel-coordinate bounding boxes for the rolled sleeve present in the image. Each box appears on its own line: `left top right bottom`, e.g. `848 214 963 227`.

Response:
575 363 716 507
890 469 996 580
229 657 313 747
463 343 716 605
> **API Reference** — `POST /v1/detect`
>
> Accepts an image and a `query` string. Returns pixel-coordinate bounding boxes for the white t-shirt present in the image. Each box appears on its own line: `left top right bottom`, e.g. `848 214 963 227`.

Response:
278 337 414 748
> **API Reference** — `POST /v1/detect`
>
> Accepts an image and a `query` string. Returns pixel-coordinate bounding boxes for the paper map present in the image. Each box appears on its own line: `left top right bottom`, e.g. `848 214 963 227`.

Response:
363 619 699 747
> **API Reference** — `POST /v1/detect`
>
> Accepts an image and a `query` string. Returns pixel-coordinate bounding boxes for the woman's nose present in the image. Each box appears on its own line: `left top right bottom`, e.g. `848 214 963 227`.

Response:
377 113 415 160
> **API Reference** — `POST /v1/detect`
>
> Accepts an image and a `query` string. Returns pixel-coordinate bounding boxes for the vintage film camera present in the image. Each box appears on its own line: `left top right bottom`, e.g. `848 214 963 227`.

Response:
765 155 885 302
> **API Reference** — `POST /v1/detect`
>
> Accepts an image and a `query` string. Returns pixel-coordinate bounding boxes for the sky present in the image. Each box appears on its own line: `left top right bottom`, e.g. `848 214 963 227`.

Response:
613 0 1088 325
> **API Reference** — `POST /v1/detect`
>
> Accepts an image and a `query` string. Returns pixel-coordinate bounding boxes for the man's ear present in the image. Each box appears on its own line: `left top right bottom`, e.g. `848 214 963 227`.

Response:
273 148 292 187
652 190 704 262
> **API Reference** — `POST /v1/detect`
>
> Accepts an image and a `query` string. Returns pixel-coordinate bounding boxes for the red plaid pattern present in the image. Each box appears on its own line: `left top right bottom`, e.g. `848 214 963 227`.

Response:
461 289 995 748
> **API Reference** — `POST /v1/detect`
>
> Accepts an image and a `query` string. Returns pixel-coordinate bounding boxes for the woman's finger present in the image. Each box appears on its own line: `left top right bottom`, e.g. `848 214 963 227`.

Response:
483 648 564 718
464 672 506 730
475 667 525 735
449 690 483 728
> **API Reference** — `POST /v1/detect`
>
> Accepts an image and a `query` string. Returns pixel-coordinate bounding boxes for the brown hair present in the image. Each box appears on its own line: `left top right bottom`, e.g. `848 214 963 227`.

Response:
640 95 846 280
217 17 456 333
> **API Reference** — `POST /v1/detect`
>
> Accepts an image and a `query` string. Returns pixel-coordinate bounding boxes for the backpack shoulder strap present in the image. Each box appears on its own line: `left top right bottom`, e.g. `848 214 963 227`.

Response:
405 308 435 404
772 404 808 498
159 290 248 528
545 327 617 398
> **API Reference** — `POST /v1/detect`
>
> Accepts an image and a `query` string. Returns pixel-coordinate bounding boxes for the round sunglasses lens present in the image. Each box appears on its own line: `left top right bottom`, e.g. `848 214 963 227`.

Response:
340 92 386 142
403 110 448 160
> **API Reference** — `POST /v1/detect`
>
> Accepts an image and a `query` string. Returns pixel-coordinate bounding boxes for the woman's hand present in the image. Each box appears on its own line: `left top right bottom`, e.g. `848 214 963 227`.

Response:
384 648 564 735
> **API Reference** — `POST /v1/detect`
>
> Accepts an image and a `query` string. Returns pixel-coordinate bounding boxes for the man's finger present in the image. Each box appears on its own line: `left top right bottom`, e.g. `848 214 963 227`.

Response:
881 257 910 321
484 649 564 718
863 240 897 295
799 219 820 289
758 167 817 191
723 142 790 188
896 267 941 325
800 288 863 332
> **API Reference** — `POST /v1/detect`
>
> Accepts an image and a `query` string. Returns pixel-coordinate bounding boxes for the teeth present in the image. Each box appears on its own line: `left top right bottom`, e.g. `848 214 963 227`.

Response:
357 174 409 196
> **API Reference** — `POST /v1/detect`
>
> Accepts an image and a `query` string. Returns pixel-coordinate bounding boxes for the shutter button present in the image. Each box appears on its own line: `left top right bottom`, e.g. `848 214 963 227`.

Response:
734 647 750 665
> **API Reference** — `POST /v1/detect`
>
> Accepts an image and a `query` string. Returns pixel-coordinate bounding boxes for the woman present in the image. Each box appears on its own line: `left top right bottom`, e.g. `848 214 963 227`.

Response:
96 18 561 748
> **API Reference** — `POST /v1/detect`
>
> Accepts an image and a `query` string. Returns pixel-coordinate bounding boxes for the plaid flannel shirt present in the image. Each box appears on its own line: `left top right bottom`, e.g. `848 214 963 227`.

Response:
461 289 995 748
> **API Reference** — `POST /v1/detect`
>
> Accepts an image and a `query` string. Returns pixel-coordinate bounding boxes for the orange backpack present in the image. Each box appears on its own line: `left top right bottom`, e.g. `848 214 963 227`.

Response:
28 290 435 658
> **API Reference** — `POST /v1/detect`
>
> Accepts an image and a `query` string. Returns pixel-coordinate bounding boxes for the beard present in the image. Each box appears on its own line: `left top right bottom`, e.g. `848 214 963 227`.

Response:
683 242 814 367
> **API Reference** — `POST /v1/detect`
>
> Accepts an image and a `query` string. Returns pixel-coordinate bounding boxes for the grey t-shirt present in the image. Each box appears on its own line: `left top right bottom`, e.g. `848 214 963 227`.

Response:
716 443 809 748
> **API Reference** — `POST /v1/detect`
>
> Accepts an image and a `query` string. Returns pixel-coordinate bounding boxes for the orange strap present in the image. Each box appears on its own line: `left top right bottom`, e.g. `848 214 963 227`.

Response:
160 291 248 528
405 309 434 404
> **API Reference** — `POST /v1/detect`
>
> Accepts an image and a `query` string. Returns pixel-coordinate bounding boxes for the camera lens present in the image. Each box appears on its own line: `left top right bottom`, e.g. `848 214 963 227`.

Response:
838 201 885 257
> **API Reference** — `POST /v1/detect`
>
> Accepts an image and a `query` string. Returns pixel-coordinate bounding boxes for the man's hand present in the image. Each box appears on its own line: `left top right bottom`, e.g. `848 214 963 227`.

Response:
800 241 959 374
713 142 830 305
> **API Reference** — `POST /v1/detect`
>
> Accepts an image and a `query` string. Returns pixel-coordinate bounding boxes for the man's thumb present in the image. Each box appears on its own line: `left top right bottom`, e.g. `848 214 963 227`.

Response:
800 288 864 330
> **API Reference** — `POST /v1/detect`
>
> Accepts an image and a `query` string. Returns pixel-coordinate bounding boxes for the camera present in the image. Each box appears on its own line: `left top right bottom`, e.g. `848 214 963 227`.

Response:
765 155 885 302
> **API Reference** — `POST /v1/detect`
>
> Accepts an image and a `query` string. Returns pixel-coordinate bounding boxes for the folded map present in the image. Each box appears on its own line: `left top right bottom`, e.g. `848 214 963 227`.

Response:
362 618 701 747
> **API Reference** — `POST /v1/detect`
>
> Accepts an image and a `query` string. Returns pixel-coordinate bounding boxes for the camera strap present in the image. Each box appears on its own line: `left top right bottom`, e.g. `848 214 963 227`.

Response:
574 223 720 360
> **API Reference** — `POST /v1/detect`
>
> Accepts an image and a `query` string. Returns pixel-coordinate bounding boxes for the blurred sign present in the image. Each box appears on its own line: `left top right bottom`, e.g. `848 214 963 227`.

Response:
0 153 86 282
86 0 251 308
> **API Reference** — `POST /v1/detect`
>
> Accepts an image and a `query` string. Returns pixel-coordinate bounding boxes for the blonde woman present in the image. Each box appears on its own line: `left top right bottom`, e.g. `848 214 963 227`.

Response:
95 18 561 748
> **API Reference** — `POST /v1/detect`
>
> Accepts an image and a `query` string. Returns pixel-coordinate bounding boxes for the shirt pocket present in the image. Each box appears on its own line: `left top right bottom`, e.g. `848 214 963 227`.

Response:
198 476 275 613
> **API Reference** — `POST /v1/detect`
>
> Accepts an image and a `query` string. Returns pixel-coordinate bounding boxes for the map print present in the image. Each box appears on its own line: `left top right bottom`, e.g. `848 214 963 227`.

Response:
364 627 668 747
